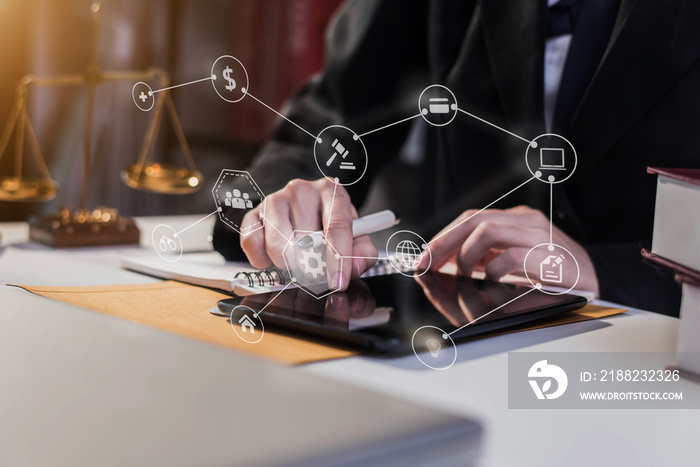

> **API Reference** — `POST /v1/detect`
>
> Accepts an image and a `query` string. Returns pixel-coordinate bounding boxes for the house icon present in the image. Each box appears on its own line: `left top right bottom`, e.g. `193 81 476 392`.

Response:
238 314 257 334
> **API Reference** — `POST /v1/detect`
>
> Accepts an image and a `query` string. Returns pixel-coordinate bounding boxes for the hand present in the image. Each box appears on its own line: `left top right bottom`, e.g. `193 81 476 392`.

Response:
419 205 599 296
239 178 377 290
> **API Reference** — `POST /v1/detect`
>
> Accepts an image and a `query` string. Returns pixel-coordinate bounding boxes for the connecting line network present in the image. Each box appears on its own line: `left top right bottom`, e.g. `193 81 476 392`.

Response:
134 55 581 370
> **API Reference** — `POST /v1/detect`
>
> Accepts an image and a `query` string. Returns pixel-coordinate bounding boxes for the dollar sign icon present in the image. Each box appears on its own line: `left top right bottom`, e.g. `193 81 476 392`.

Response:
223 66 236 92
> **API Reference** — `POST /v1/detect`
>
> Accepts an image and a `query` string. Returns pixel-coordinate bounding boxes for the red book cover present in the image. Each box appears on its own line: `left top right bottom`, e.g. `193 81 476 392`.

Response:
641 249 700 284
227 0 343 144
676 273 700 288
647 167 700 187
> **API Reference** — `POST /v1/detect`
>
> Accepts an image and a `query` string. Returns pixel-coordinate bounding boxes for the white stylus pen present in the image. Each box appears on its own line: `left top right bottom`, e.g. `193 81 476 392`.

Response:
293 209 399 249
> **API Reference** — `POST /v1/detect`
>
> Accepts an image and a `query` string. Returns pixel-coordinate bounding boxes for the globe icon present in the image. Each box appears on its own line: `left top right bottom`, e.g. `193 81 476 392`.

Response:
395 240 422 269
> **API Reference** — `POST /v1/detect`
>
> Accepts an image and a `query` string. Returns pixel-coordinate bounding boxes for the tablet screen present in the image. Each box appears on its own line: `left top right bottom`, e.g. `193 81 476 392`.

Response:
220 272 586 350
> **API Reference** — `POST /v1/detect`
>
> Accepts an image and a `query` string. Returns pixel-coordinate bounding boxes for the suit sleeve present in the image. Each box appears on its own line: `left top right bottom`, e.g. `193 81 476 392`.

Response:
214 0 430 261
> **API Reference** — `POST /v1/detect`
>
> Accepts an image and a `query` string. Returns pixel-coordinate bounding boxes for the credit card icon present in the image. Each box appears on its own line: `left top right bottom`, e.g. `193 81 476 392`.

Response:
428 98 450 114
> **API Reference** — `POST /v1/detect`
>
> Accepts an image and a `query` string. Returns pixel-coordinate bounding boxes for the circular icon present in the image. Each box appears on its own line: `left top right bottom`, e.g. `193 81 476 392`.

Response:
132 81 155 112
151 224 183 263
386 230 431 277
523 243 581 295
396 240 422 269
418 85 458 127
313 125 368 186
230 305 265 344
211 55 249 103
412 325 457 370
525 133 577 184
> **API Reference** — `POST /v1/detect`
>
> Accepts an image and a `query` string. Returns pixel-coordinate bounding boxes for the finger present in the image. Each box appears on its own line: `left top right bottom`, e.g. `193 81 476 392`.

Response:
422 208 481 270
240 205 273 269
320 181 354 290
421 250 457 274
424 207 549 270
346 204 375 278
261 193 295 270
349 235 378 278
456 222 547 277
483 247 530 281
474 248 502 273
285 179 323 231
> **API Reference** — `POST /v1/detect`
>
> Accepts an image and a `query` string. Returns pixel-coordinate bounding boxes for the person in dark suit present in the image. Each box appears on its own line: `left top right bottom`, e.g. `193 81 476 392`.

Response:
214 0 700 316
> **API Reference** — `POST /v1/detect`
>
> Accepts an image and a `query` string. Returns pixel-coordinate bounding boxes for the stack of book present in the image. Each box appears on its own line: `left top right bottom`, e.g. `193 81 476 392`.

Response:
643 167 700 377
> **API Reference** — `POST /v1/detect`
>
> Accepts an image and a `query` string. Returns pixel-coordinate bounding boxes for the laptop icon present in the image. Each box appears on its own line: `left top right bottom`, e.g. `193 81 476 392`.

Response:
539 147 566 170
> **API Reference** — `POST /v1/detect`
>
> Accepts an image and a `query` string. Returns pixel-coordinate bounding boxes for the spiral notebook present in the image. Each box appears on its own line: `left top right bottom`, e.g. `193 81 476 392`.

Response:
121 252 408 296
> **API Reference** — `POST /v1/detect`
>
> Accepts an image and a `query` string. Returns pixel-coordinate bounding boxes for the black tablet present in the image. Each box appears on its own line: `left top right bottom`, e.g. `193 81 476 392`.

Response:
217 272 587 351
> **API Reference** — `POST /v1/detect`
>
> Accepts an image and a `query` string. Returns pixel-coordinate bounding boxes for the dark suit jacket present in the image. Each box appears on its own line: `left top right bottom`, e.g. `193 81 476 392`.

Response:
214 0 700 316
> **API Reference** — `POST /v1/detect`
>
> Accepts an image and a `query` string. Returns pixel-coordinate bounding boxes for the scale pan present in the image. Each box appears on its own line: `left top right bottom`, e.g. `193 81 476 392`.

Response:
121 163 203 194
0 177 59 202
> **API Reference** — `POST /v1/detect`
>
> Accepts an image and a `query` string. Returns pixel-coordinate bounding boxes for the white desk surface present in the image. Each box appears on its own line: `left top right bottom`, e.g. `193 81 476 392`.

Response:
1 216 698 467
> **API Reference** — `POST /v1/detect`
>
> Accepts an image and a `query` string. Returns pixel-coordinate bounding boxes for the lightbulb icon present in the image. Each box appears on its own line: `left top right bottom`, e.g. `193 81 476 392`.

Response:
412 326 456 370
426 339 441 358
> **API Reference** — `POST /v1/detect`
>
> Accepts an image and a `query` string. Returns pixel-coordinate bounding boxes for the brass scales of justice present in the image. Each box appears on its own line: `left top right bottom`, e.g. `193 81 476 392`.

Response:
0 3 202 247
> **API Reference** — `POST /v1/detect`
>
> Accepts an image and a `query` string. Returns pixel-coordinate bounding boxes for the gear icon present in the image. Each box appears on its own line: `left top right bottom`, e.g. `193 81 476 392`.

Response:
299 248 327 279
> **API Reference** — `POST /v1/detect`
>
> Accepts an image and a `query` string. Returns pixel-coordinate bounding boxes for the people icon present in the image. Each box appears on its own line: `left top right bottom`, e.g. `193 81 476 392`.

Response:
224 189 253 210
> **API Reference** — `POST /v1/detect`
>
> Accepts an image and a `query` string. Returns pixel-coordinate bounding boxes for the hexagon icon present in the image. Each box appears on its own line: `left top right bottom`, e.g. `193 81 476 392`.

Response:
212 169 265 236
282 230 343 299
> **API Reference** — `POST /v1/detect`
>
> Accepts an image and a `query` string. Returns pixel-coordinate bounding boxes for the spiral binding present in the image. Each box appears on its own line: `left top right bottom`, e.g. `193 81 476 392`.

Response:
234 268 290 288
234 259 413 289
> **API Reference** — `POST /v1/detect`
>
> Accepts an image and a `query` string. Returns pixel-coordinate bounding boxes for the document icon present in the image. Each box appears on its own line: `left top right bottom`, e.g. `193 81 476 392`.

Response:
540 254 565 283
